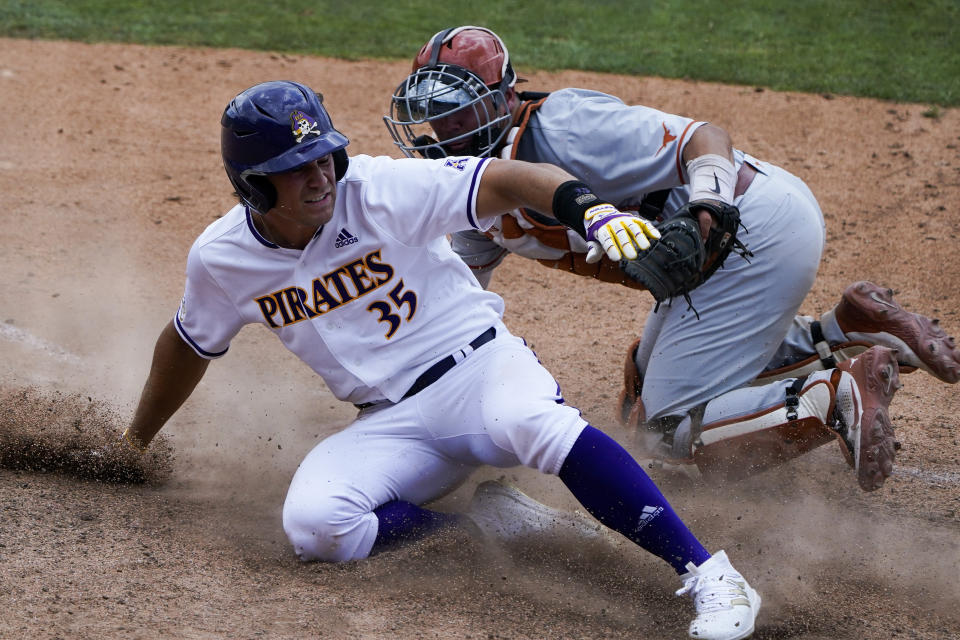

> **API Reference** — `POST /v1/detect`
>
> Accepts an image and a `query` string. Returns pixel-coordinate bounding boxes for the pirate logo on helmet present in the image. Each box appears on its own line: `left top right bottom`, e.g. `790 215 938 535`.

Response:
291 110 321 143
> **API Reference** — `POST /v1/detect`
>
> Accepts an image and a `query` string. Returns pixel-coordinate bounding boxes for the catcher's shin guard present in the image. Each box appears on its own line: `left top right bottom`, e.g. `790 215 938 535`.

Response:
755 337 870 384
690 372 839 481
647 349 902 489
616 337 646 431
754 314 872 384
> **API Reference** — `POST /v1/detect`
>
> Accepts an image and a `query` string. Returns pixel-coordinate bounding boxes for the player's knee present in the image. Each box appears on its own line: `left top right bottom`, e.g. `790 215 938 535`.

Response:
282 495 375 563
483 399 584 473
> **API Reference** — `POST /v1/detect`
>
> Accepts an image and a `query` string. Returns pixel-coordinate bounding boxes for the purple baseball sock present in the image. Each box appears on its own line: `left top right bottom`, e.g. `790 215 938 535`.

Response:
370 500 462 554
559 425 711 573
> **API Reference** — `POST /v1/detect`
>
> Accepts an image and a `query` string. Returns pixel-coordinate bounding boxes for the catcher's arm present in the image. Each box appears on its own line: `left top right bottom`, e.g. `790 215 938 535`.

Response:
682 124 737 238
476 161 659 262
615 128 748 307
122 319 209 453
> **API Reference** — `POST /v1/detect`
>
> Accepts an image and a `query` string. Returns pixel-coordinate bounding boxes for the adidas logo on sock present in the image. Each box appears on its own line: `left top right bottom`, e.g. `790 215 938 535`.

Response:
334 228 359 248
636 505 664 531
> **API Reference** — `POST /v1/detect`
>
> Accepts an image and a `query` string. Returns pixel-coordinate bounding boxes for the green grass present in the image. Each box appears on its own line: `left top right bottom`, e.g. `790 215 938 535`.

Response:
1 0 957 105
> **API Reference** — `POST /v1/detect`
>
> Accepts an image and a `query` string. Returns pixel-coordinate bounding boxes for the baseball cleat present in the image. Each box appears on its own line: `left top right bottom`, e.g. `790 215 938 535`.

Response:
833 345 902 491
831 281 960 383
676 550 761 640
465 480 608 542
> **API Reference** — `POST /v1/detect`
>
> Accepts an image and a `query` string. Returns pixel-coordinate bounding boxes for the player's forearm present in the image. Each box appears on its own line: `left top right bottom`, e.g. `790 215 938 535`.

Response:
475 159 577 219
682 125 737 215
126 320 209 449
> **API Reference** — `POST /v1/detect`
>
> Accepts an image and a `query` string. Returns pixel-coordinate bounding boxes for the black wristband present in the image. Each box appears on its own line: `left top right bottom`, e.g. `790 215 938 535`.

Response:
552 180 599 240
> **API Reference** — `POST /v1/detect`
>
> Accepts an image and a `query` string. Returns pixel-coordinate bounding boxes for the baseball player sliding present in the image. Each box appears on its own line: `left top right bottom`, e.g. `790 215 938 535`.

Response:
384 26 960 491
121 81 760 640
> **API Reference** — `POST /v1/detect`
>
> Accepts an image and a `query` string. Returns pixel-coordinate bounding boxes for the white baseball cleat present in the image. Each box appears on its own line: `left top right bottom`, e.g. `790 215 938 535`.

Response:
465 480 608 542
676 550 761 640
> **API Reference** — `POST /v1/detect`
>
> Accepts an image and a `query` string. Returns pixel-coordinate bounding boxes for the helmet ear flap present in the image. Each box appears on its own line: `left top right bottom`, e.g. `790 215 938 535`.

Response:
226 172 276 215
245 175 277 214
333 148 349 181
235 154 345 215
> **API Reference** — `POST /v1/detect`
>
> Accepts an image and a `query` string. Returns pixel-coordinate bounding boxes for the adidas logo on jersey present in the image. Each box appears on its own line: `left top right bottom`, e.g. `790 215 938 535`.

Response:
334 228 359 248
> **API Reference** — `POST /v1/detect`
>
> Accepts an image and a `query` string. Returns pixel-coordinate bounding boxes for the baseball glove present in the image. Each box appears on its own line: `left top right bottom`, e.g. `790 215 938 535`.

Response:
619 200 751 311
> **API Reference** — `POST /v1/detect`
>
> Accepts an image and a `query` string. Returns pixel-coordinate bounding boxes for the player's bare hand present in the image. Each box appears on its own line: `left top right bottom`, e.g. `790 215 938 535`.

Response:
118 427 149 455
583 204 660 263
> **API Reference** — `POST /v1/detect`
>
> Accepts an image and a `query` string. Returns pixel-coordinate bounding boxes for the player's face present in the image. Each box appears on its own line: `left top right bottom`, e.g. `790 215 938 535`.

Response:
268 155 338 228
430 106 482 154
427 88 513 156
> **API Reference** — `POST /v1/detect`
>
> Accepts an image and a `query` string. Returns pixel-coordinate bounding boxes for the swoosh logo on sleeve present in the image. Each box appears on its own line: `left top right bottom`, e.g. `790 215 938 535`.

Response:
710 171 721 194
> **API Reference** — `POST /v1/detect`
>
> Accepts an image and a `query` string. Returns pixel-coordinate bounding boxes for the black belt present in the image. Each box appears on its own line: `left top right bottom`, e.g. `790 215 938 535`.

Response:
354 327 496 410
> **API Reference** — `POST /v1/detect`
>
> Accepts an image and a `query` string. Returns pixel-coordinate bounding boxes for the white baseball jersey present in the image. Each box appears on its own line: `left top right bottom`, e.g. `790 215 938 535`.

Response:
175 154 505 405
173 151 589 562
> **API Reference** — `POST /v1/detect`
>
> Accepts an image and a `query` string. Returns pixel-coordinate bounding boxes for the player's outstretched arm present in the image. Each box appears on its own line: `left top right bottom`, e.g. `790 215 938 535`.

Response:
475 159 659 262
474 158 574 218
122 319 210 453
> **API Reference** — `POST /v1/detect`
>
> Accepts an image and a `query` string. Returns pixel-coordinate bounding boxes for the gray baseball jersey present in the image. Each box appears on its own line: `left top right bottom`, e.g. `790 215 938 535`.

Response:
450 88 828 421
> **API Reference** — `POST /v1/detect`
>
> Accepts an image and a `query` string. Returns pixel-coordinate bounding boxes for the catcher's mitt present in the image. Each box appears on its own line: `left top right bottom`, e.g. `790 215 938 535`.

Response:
619 200 750 309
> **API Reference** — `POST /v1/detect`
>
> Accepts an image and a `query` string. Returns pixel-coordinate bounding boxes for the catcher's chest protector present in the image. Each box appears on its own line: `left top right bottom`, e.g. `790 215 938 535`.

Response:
495 98 648 290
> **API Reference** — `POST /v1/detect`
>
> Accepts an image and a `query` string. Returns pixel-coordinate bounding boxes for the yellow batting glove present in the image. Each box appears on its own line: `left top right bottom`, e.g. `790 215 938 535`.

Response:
583 204 660 263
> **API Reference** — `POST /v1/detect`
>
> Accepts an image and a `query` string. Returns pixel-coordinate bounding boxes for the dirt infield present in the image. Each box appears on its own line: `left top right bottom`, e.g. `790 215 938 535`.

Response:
1 38 958 639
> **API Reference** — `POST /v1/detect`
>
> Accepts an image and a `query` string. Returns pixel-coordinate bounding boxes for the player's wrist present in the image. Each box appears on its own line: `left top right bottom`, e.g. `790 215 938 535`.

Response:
551 180 602 239
686 154 736 204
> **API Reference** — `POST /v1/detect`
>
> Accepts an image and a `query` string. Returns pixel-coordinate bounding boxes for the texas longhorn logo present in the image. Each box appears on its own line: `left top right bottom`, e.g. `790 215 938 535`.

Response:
290 110 321 143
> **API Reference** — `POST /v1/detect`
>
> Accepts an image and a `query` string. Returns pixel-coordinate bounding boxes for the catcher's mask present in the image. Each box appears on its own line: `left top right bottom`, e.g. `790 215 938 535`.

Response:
221 80 350 214
384 26 517 159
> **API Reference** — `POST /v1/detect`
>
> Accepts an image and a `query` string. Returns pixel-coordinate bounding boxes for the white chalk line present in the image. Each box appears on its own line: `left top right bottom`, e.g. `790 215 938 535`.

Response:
0 322 82 365
894 465 960 487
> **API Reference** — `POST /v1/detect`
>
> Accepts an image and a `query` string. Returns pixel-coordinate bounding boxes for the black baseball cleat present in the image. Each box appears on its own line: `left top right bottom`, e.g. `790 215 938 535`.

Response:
831 281 960 383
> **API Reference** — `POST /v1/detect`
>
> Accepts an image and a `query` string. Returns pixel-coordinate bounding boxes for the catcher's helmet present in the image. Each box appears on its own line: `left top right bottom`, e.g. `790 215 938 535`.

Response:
384 26 516 159
221 80 349 214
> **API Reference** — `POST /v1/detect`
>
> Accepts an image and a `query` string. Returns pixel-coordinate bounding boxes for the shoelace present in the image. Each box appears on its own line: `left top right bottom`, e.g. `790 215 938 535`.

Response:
676 574 749 613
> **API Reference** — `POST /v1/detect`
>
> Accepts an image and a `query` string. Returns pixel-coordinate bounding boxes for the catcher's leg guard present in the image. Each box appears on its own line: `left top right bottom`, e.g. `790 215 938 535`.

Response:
616 337 646 430
690 372 840 481
684 346 902 490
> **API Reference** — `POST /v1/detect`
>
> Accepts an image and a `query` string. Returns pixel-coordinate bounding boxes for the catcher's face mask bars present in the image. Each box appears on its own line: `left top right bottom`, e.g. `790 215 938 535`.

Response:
385 65 512 158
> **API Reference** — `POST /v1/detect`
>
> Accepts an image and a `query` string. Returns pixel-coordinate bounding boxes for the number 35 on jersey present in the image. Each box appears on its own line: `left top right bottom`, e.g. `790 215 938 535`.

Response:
253 248 418 339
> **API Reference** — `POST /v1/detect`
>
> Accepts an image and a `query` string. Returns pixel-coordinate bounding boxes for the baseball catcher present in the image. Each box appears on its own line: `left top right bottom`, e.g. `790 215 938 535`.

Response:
384 26 960 500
